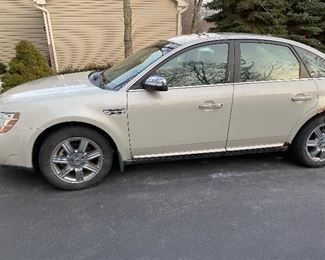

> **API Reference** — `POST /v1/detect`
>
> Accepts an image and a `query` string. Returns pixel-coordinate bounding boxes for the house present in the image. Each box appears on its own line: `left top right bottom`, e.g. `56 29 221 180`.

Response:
181 0 213 34
0 0 188 72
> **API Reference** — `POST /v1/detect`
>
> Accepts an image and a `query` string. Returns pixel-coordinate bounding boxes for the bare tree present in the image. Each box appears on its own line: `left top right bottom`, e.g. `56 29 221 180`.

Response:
190 0 204 34
123 0 133 57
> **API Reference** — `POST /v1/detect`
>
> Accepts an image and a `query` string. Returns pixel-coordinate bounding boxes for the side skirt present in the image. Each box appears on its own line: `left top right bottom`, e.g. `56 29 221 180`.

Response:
119 145 289 171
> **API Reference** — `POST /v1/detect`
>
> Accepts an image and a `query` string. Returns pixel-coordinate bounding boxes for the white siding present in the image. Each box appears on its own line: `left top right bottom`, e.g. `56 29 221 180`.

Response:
0 0 49 64
132 0 178 51
47 0 125 70
0 0 180 69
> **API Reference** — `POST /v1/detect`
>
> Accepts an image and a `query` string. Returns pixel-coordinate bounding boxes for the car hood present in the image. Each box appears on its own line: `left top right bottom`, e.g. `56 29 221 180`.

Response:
0 71 101 103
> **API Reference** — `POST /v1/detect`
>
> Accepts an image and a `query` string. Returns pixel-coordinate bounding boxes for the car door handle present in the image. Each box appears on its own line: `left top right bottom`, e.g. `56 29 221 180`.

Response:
199 101 224 111
291 94 313 102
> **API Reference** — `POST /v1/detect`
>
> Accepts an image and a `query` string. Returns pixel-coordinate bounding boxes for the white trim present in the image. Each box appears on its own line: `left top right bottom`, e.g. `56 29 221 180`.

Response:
128 82 234 92
174 0 188 35
174 0 188 8
133 143 285 159
226 143 284 152
33 1 59 72
134 148 225 159
233 77 316 85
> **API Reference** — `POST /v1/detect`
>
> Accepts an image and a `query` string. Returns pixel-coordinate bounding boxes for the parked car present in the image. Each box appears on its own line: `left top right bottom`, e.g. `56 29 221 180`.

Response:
1 33 325 190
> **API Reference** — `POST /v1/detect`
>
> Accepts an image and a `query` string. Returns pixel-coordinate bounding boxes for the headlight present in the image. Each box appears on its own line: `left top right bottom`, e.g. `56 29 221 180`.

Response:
0 112 20 133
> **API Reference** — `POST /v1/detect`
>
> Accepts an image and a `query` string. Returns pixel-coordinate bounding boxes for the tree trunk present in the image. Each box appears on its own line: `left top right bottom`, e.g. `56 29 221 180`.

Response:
123 0 133 57
190 0 204 34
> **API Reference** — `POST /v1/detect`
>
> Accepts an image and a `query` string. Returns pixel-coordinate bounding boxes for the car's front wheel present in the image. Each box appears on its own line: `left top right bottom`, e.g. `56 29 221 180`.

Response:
39 126 113 190
291 115 325 168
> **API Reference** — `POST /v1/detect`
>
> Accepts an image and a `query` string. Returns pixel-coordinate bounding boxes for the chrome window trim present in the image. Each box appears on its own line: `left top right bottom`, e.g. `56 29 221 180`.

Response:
233 77 316 86
128 82 234 92
133 148 226 159
226 143 284 152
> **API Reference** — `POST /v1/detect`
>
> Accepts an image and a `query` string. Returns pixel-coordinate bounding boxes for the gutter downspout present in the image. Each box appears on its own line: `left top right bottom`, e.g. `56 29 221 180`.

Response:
177 2 188 35
33 1 59 72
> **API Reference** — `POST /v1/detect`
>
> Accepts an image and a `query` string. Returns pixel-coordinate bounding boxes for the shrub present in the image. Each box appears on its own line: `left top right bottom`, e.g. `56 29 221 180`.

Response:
1 40 54 92
0 61 6 75
59 62 113 75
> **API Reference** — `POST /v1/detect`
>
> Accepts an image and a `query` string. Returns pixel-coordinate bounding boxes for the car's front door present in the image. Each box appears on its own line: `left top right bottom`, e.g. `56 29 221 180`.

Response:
227 40 318 150
127 41 234 158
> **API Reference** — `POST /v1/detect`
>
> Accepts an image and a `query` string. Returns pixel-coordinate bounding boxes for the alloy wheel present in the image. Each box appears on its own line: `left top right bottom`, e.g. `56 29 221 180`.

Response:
305 124 325 162
50 137 104 183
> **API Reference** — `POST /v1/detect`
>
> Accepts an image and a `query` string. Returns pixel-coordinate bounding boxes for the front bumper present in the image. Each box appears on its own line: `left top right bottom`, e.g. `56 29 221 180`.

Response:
0 126 37 169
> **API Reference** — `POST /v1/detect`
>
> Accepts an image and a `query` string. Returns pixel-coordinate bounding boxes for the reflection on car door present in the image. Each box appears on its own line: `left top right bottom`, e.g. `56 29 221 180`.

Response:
127 41 234 158
227 41 318 150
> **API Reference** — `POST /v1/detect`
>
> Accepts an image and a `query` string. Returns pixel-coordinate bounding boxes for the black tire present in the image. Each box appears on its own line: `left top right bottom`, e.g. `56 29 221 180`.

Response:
39 126 114 190
290 115 325 168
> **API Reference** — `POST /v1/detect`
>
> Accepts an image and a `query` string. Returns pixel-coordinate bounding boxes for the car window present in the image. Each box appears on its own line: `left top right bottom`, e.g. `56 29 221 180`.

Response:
295 47 325 78
102 41 180 90
240 43 300 82
155 43 229 88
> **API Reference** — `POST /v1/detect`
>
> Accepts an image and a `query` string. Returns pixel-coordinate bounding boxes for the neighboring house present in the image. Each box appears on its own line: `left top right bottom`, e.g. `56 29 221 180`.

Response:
182 0 214 34
0 0 187 72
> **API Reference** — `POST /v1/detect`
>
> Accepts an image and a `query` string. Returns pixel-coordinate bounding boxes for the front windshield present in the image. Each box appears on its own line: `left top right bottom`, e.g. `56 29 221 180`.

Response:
102 41 180 90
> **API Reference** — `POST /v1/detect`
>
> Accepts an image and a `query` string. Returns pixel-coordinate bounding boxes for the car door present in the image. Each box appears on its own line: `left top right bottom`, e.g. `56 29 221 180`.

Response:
127 41 234 158
227 40 318 150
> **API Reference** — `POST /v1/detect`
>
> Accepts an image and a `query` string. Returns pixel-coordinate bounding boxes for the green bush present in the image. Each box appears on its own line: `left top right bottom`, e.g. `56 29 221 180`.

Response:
59 62 113 75
0 61 6 75
1 40 54 92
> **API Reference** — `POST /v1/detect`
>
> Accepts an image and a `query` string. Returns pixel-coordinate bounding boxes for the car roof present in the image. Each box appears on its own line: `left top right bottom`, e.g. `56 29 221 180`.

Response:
168 33 325 58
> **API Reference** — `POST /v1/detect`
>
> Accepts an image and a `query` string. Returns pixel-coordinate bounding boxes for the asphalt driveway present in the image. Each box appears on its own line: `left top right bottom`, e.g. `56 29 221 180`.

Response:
0 152 324 260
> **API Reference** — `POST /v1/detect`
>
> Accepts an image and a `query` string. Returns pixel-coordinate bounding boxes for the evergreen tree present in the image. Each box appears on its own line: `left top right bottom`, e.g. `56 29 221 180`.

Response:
1 40 53 92
205 0 325 52
287 0 325 51
205 0 289 36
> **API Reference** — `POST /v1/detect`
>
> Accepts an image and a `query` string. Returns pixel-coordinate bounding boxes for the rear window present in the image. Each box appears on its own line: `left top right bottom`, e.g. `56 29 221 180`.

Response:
295 47 325 78
240 43 300 82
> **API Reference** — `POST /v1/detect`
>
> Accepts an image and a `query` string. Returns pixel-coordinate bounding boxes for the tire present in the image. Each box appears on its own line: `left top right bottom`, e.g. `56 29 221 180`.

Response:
39 126 114 190
290 115 325 168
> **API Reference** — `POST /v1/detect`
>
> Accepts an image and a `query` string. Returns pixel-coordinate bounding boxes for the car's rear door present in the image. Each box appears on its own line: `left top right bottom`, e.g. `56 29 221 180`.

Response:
227 40 318 150
127 41 234 158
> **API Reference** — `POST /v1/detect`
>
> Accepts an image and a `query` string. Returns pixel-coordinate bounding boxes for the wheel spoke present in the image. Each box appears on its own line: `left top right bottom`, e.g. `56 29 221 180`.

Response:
86 150 101 161
314 127 324 139
58 165 74 177
79 138 89 153
310 147 321 158
307 140 318 147
83 162 99 173
320 150 325 160
52 157 69 164
62 141 74 155
75 168 84 182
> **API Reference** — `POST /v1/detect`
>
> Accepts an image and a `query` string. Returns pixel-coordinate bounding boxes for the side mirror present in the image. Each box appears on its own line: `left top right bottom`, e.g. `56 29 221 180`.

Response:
143 76 168 91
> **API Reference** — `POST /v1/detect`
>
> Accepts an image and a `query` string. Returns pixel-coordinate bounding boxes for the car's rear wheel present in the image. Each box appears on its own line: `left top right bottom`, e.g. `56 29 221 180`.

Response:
291 115 325 167
39 126 113 190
